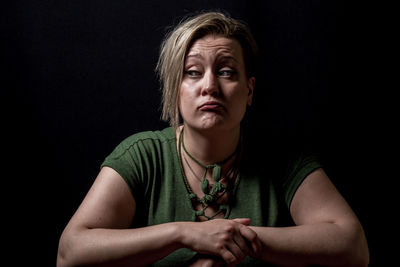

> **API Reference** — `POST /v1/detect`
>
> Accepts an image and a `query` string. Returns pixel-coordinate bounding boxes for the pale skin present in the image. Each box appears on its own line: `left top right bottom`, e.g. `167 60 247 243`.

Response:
57 35 369 267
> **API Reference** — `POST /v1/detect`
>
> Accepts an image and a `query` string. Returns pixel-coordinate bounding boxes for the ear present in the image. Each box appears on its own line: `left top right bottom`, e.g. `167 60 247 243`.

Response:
247 77 255 106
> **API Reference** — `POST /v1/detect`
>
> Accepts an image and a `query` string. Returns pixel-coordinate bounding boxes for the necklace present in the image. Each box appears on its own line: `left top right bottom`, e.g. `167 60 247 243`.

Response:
178 127 242 220
182 151 203 182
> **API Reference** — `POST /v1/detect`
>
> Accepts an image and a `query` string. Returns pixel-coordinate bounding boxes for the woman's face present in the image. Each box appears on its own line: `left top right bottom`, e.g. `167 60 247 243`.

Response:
179 34 255 132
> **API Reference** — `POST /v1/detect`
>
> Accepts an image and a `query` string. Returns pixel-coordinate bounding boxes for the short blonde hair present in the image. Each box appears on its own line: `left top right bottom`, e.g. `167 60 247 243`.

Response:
156 12 258 128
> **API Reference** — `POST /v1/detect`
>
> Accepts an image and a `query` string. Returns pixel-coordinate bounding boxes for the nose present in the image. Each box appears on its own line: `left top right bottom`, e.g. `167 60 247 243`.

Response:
201 70 219 96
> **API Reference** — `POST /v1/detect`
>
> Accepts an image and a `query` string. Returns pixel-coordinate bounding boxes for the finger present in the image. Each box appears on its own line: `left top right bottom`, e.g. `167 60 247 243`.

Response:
189 255 216 267
226 241 246 264
220 249 238 266
232 218 251 226
238 225 262 256
232 231 251 255
253 237 264 259
199 259 214 267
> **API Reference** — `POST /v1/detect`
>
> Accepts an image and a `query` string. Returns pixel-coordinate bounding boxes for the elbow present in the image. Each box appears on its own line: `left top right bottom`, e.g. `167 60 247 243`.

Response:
57 230 81 267
350 237 369 267
338 222 370 267
353 247 370 267
341 247 369 267
57 236 74 267
57 249 69 267
57 241 70 267
344 251 369 267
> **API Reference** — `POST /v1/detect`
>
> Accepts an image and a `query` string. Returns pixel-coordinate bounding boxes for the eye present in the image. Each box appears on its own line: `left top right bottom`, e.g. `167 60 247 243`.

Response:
217 69 237 78
184 70 202 77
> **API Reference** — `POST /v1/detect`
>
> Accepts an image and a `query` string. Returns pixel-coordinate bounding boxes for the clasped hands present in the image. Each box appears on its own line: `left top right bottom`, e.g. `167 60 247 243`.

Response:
184 218 263 267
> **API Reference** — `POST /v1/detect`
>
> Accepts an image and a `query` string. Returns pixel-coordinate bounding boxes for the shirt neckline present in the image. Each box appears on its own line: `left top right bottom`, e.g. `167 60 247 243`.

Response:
169 126 235 221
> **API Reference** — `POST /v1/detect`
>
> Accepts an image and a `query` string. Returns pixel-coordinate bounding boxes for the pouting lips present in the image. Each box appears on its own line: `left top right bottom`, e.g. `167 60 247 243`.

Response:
199 101 224 111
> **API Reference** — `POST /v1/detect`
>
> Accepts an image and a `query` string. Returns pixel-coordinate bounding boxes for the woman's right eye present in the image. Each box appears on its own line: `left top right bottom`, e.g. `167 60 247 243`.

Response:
185 70 201 77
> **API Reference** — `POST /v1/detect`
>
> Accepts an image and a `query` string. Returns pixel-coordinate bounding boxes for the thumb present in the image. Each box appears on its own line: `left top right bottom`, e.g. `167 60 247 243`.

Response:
232 218 251 226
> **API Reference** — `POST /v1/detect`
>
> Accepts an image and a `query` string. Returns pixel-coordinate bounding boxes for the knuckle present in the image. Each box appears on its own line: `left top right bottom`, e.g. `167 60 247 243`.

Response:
224 225 234 233
221 233 230 242
215 241 225 251
240 225 256 239
225 253 237 265
247 230 257 240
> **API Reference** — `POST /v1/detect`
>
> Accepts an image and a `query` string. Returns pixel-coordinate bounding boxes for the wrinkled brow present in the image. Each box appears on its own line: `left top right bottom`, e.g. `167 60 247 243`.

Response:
186 53 239 63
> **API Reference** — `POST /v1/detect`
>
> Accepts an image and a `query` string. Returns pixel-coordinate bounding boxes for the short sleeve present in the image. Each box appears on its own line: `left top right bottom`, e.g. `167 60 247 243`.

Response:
282 152 322 208
100 134 151 199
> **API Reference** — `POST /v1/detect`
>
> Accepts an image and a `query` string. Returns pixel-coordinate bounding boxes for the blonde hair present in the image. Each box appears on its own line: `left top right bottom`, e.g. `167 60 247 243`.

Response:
156 12 258 128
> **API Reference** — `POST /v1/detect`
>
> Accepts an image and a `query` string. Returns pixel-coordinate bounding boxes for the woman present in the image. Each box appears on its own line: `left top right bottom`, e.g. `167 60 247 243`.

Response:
57 12 369 266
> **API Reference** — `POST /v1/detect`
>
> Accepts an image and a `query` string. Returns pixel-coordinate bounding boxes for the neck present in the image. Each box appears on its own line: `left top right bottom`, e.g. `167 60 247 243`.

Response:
180 124 241 165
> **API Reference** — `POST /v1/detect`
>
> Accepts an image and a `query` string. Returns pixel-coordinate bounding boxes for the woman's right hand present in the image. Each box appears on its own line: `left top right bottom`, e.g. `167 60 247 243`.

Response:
179 218 262 266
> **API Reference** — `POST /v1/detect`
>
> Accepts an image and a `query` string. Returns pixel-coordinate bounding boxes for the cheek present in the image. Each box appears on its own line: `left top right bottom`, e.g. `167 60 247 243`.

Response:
229 84 250 106
180 80 200 100
227 86 250 118
178 85 194 114
179 87 188 106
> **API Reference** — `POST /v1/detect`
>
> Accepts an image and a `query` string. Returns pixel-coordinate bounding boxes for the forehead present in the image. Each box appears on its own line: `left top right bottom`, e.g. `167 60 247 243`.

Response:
186 34 243 60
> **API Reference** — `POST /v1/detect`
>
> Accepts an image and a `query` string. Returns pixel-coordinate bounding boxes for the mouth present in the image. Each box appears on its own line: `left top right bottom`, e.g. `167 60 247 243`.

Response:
199 101 224 112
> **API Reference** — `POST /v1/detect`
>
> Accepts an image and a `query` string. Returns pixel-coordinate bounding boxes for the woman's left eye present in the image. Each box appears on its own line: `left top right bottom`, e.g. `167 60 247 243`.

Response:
218 70 236 77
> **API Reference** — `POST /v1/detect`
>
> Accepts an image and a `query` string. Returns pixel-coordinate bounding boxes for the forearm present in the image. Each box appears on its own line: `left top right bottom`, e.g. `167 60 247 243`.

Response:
250 222 369 267
57 222 182 267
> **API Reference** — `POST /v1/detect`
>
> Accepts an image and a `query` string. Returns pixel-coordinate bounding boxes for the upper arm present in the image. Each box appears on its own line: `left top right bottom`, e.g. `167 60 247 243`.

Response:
290 168 359 226
66 166 136 230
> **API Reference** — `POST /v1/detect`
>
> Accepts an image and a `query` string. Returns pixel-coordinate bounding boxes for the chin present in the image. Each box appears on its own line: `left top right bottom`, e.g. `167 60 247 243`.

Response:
183 113 240 132
198 118 239 133
198 114 225 128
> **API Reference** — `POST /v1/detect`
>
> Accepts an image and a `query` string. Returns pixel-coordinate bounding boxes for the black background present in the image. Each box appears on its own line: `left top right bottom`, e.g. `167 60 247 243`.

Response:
4 0 391 266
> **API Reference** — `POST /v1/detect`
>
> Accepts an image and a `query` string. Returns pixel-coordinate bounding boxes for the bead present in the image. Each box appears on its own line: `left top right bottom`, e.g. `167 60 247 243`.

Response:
212 165 222 182
188 193 197 200
195 210 205 216
201 178 210 194
219 205 228 211
202 194 214 204
210 182 225 195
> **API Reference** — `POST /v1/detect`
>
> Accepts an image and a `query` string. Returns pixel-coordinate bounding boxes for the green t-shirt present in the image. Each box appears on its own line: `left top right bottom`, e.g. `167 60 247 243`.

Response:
101 127 322 266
